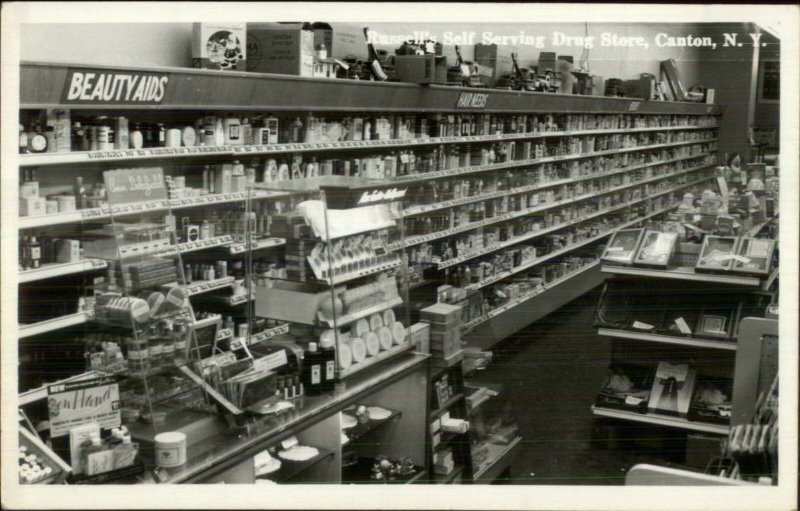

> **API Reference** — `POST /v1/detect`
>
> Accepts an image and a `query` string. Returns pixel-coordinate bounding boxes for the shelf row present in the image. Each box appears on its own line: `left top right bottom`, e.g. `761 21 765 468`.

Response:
435 164 712 269
601 265 778 290
598 328 737 351
590 405 730 435
18 140 716 231
401 151 709 218
457 176 716 333
18 125 719 167
394 162 713 252
462 261 601 334
391 138 718 185
19 235 288 283
19 190 285 230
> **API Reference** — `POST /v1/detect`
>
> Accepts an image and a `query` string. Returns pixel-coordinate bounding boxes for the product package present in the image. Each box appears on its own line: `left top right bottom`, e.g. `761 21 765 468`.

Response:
695 235 739 272
694 303 737 340
688 374 733 425
595 363 654 413
730 237 776 276
602 228 645 265
648 362 697 417
634 230 678 268
192 23 247 71
247 22 315 76
311 22 367 61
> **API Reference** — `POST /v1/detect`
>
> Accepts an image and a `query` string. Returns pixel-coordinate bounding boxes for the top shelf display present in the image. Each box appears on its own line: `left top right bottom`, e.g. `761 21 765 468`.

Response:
20 61 724 115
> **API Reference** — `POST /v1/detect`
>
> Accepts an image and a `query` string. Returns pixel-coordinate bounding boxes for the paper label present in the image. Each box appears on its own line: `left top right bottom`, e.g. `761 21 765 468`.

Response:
281 436 298 450
252 350 288 372
625 396 643 406
632 321 655 330
655 362 688 382
86 449 115 476
674 317 693 335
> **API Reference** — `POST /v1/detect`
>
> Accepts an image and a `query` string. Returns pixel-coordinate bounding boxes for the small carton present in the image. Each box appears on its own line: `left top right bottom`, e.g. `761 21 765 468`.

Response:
46 108 71 153
311 22 367 61
246 22 315 77
192 23 247 71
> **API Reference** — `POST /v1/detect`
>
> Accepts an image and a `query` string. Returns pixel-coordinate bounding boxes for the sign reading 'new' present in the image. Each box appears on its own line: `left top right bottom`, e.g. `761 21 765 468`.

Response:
61 68 170 105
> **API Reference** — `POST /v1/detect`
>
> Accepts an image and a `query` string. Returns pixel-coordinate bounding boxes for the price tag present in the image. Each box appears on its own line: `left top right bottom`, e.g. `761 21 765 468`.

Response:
674 317 693 335
624 396 643 406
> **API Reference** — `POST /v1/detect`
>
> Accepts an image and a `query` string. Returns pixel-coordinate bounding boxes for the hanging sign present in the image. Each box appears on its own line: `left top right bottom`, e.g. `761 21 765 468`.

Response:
61 67 170 105
47 376 121 437
104 167 168 205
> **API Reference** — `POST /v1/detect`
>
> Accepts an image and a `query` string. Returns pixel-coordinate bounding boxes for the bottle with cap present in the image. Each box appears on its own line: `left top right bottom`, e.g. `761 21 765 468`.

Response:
318 333 337 391
302 342 326 395
112 435 139 470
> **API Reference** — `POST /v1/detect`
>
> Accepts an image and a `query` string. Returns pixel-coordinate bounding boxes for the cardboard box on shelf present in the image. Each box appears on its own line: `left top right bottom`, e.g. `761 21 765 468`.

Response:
192 23 247 71
474 44 517 87
247 22 315 77
311 22 367 61
393 54 448 85
45 109 71 153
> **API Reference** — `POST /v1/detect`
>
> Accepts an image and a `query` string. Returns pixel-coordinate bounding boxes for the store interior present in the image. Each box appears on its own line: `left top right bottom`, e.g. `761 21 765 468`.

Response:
12 20 781 488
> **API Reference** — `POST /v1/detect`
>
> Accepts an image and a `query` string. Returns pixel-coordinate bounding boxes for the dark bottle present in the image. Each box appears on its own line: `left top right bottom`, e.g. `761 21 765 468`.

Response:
302 342 325 395
318 336 337 391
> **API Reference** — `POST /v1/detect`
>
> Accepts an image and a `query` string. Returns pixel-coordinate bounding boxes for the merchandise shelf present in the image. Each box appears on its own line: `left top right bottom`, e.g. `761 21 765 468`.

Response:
258 447 334 483
18 310 93 339
228 237 285 254
341 408 402 444
598 328 738 351
18 125 718 167
317 258 403 286
461 199 684 290
472 436 523 482
387 139 717 185
402 152 709 218
341 457 425 484
20 61 725 116
590 405 730 435
317 296 403 328
339 341 416 379
430 393 466 419
183 276 236 296
18 190 283 230
463 261 600 334
601 265 775 289
394 164 713 251
19 259 108 283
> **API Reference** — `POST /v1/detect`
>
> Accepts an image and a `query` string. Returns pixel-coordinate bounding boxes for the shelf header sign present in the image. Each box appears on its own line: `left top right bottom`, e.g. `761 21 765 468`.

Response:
61 67 170 105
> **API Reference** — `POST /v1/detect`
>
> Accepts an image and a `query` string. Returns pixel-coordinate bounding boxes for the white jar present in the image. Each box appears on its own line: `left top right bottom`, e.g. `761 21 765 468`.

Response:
154 432 187 467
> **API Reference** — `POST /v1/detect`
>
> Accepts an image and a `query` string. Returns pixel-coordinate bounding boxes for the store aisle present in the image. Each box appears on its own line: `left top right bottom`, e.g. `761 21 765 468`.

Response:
474 287 679 485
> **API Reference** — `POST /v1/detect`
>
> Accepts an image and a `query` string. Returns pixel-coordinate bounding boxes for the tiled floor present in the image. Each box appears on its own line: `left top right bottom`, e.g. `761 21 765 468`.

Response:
471 288 692 485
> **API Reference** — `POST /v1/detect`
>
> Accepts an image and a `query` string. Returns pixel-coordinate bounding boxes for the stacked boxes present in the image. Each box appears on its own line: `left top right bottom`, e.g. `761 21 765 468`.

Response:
270 213 316 281
434 446 455 475
420 303 463 361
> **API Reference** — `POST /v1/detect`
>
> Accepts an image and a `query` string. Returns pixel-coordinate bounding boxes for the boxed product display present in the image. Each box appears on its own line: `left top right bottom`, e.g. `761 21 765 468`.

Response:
595 364 654 413
601 228 645 265
192 23 247 71
695 235 739 272
633 230 678 267
694 304 737 340
246 22 315 76
311 22 367 61
688 374 733 425
648 362 697 417
730 237 776 276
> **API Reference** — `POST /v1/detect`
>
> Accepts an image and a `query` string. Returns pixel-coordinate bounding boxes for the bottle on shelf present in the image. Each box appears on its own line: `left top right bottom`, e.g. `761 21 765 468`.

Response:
19 124 28 154
303 342 326 395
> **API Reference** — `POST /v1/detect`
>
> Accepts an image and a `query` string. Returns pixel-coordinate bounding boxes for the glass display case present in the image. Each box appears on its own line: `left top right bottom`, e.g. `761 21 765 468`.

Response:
463 379 522 483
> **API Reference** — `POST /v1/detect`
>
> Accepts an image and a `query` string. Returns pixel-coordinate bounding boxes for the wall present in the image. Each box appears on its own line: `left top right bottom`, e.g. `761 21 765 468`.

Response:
20 23 193 68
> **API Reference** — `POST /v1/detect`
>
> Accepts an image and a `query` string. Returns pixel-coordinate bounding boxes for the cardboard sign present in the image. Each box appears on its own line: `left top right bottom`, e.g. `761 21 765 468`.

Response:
47 376 121 437
104 167 168 205
62 68 169 105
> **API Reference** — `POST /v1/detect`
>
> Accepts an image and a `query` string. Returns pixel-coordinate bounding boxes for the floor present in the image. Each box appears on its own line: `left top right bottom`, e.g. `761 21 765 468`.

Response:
470 287 694 485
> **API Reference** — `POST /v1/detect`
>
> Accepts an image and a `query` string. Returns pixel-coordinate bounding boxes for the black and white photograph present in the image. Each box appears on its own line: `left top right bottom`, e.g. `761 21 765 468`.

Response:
1 3 797 510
